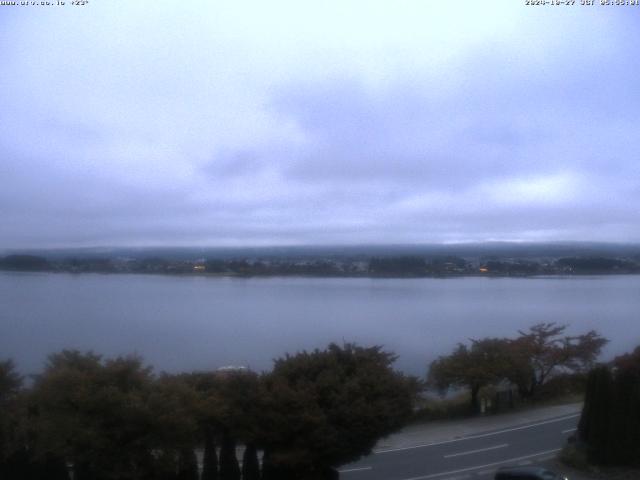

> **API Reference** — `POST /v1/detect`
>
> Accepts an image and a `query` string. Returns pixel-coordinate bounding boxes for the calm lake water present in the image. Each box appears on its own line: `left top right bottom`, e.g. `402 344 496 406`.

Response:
1 272 639 376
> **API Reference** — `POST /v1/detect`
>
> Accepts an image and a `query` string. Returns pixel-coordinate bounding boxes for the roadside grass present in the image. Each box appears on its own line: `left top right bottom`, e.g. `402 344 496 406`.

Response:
555 452 640 480
559 443 590 471
558 441 640 480
410 390 584 425
411 392 473 423
517 392 584 409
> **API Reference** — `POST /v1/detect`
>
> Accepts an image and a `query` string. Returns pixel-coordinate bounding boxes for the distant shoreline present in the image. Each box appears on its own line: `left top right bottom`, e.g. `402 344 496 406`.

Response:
2 268 640 280
2 250 639 278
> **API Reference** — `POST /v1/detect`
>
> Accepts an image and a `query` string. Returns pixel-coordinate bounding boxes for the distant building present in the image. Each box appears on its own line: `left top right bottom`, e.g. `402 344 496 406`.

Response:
216 365 249 373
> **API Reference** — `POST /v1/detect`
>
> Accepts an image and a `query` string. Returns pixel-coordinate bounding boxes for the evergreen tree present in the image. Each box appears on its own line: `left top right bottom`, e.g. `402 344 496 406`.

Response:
72 461 96 480
176 448 198 480
578 348 640 467
577 364 600 442
36 452 70 480
0 359 23 479
1 448 34 480
241 444 260 480
579 365 613 464
219 432 240 480
260 449 275 480
610 346 640 465
201 429 218 480
151 450 179 480
260 451 296 480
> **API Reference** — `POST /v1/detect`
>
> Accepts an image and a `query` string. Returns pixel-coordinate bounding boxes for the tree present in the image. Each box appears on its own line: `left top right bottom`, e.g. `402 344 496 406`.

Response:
176 448 198 480
428 338 512 413
428 324 608 410
32 351 157 479
368 257 427 276
578 365 614 464
218 431 240 480
0 360 22 449
0 360 22 403
509 323 607 398
1 359 72 480
610 346 640 465
0 360 27 480
577 346 640 467
241 443 260 480
201 427 218 480
185 369 261 480
215 370 263 449
555 257 637 274
147 374 200 449
180 371 222 474
0 255 49 271
31 350 201 480
259 343 418 479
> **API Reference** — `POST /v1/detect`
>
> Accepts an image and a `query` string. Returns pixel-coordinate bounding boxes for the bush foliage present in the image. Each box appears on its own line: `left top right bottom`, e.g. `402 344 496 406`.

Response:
577 346 640 466
0 343 418 480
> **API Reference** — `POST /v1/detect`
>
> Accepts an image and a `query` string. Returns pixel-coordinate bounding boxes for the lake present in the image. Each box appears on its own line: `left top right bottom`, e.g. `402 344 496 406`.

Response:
1 272 639 376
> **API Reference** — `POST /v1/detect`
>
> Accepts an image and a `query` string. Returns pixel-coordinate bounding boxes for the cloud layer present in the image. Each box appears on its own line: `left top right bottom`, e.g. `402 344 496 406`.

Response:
1 1 639 247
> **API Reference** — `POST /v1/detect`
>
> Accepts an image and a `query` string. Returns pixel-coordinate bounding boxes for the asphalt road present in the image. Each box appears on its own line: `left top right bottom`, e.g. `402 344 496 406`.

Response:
339 413 579 480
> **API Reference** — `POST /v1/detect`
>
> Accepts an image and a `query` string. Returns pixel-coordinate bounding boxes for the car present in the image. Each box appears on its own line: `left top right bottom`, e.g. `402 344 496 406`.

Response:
494 466 568 480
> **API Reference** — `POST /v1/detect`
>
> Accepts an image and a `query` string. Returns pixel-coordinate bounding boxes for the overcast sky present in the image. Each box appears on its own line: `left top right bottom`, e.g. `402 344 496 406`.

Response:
1 1 639 248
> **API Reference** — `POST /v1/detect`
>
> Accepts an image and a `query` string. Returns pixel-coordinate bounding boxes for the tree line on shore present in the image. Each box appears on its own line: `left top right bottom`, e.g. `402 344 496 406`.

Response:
2 254 640 277
0 344 419 480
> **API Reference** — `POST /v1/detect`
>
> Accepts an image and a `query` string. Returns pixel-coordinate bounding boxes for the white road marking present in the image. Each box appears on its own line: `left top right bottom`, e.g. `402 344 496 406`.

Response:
338 466 372 473
375 414 579 454
398 448 562 480
476 469 494 476
562 428 577 434
443 443 508 459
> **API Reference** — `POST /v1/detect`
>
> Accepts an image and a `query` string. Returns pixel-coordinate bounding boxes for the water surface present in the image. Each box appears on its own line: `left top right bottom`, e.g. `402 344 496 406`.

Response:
1 272 639 376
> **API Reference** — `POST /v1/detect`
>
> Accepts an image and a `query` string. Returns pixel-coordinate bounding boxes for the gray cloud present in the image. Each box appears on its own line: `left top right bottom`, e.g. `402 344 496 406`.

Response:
1 2 639 247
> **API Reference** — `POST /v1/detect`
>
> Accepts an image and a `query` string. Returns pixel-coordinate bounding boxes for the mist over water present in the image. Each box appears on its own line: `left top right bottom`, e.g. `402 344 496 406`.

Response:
1 272 639 377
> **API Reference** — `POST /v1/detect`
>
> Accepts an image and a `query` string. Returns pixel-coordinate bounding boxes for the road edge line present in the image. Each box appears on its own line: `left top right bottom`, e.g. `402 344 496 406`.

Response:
375 413 579 454
399 448 562 480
